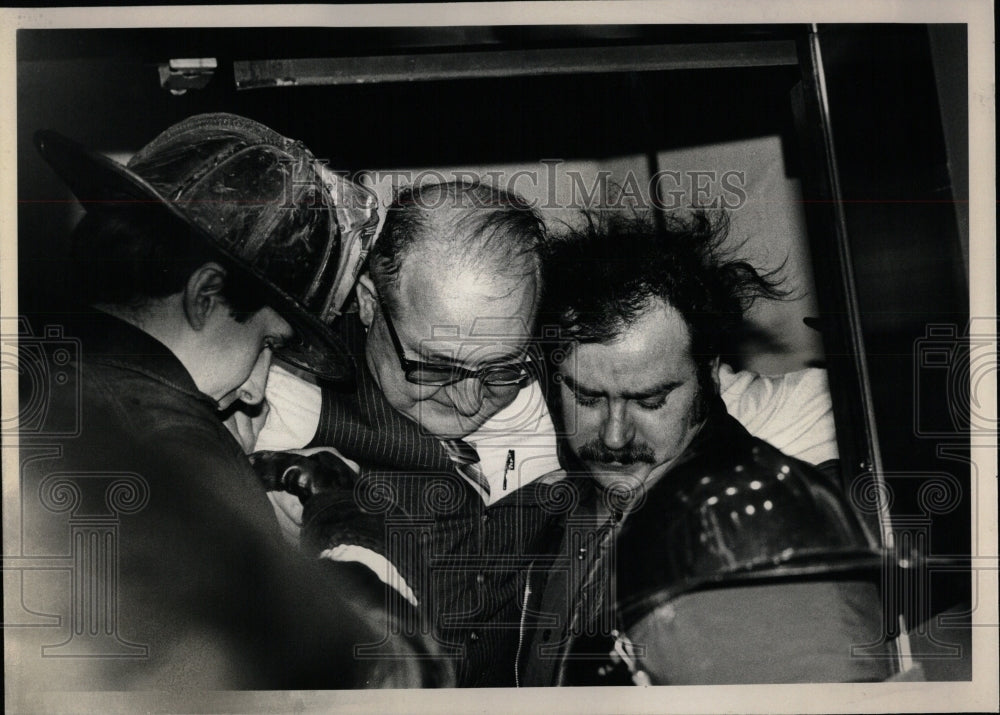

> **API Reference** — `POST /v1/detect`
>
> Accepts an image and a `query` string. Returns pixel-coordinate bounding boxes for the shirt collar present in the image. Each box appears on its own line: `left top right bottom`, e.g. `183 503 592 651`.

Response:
456 381 563 505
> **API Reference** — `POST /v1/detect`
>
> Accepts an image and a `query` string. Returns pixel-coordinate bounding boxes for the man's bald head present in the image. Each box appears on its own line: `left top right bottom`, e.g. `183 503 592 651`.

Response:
368 181 546 311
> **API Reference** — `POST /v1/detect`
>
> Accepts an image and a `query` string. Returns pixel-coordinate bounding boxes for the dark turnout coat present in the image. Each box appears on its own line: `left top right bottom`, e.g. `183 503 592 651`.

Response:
517 398 894 686
15 308 441 691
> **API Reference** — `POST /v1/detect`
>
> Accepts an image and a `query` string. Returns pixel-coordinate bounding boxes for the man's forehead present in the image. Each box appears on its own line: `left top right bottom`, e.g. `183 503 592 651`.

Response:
560 302 697 390
564 344 694 387
574 298 692 357
424 316 534 340
395 262 539 330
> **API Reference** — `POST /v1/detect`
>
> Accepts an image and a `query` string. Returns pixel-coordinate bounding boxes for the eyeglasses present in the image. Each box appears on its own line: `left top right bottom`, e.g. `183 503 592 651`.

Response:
377 294 534 387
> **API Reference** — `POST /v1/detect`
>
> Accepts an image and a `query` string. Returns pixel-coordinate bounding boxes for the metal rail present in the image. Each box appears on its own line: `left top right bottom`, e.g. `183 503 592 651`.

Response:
234 40 798 89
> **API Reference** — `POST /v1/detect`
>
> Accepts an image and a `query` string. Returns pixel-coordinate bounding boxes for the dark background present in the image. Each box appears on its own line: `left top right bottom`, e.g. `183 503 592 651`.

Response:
18 25 806 315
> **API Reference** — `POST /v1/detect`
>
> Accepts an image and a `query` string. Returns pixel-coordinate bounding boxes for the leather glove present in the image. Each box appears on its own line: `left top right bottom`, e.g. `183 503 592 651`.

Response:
249 449 356 504
251 450 389 562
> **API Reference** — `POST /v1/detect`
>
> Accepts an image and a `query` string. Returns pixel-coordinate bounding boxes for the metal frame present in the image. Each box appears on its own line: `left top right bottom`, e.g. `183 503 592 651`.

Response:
234 40 798 88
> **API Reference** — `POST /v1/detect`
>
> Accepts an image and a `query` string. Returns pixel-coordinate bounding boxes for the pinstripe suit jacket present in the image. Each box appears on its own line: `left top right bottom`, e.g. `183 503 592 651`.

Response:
308 317 567 687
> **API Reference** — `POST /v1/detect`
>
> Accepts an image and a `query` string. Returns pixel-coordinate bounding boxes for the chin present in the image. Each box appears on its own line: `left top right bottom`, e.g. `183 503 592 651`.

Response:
590 465 652 491
410 411 488 440
215 393 237 411
432 427 475 440
410 399 509 439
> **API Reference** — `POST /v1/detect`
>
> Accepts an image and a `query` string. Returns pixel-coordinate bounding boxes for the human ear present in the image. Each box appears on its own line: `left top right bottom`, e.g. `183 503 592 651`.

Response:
183 262 227 331
355 272 378 329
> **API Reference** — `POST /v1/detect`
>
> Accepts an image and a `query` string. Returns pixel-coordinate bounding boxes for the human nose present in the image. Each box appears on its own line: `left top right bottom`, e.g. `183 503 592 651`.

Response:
235 348 273 406
445 377 484 417
599 401 634 450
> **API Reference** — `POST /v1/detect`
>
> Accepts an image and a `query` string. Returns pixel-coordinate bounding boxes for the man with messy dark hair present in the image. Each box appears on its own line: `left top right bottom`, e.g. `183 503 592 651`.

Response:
518 209 893 686
544 209 788 485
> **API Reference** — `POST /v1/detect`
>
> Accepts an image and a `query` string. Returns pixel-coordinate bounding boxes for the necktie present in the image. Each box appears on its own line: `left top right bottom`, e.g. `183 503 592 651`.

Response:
441 438 490 496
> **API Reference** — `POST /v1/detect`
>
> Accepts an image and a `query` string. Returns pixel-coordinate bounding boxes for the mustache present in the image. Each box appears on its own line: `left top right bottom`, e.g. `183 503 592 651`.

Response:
576 440 655 465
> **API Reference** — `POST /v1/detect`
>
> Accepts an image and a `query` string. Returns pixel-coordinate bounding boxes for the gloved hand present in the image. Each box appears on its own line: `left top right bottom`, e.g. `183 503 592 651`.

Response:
250 449 392 573
249 448 357 504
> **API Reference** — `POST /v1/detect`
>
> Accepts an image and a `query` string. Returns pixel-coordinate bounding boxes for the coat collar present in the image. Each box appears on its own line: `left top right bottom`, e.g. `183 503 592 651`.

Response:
65 306 216 408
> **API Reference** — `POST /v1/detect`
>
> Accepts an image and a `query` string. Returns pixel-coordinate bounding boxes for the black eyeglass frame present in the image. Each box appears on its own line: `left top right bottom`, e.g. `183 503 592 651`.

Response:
376 294 535 388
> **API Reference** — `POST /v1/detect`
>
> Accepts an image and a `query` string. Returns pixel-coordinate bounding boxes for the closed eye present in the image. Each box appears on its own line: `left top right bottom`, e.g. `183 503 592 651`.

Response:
637 396 667 410
572 392 602 408
626 381 681 410
563 374 603 408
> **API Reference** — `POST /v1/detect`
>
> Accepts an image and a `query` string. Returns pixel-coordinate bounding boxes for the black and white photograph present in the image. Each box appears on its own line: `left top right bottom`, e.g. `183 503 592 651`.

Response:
2 3 996 713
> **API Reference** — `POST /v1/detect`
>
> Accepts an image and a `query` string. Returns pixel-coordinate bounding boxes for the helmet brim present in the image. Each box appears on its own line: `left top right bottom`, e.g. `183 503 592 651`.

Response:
35 128 356 383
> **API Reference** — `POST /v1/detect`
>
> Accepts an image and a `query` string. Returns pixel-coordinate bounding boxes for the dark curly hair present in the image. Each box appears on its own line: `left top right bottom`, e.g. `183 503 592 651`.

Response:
542 209 788 391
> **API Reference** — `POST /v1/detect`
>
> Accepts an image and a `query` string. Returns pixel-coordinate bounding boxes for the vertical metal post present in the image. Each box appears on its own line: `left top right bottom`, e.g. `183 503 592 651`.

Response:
793 25 909 672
